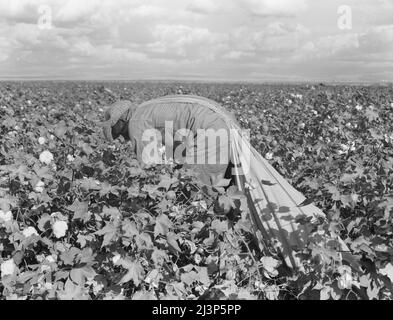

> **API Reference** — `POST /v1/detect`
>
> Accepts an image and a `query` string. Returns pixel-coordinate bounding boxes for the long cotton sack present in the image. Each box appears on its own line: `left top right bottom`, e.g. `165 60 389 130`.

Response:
186 95 350 269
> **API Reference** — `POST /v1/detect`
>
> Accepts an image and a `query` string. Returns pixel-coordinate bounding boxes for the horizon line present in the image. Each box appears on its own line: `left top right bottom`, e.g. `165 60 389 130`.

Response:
0 77 391 85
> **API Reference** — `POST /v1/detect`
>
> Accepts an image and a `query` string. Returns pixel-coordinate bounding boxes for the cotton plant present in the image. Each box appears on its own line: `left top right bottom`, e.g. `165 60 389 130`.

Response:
52 220 68 239
0 210 13 224
35 180 45 193
1 259 17 277
38 137 46 145
39 150 54 165
22 227 39 238
265 152 274 160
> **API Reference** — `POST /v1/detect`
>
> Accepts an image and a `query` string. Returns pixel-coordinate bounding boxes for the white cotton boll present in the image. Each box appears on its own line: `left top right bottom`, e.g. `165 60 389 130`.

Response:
39 150 54 165
339 144 350 155
67 154 75 162
194 253 202 265
36 255 45 263
50 212 66 220
35 180 45 193
355 104 363 111
341 143 349 150
44 282 53 290
0 210 12 223
53 220 68 238
38 137 46 145
40 265 51 273
265 152 273 160
112 254 121 265
22 227 39 238
338 272 353 290
45 255 56 263
1 259 17 277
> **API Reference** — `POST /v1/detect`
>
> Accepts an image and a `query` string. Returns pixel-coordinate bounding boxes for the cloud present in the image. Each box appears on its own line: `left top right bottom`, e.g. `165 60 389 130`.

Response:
223 50 254 60
242 0 308 17
149 24 228 61
55 0 100 23
294 24 393 63
360 24 393 53
225 22 310 61
0 36 15 62
186 0 219 14
0 0 47 24
298 33 360 59
130 5 167 18
0 0 392 81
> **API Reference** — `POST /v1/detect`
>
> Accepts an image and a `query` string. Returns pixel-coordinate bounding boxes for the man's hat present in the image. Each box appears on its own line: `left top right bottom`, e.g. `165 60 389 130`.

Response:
102 100 134 141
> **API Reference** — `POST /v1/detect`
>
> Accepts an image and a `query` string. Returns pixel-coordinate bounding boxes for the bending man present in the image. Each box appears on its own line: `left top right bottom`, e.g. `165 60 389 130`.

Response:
102 95 239 186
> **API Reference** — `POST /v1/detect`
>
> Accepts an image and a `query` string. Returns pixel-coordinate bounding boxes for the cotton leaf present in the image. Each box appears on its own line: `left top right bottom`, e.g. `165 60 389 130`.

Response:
320 287 331 300
54 122 67 138
260 256 280 277
58 279 89 300
154 214 172 238
76 178 101 191
102 206 121 220
166 232 182 253
264 285 280 300
365 108 379 122
119 259 144 285
95 222 117 247
99 182 119 197
211 219 228 234
132 290 157 300
151 249 169 268
380 263 393 283
158 175 177 191
67 199 89 221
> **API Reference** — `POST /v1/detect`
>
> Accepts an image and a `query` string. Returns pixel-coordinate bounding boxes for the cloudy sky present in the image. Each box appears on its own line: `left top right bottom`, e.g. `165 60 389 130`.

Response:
0 0 392 82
